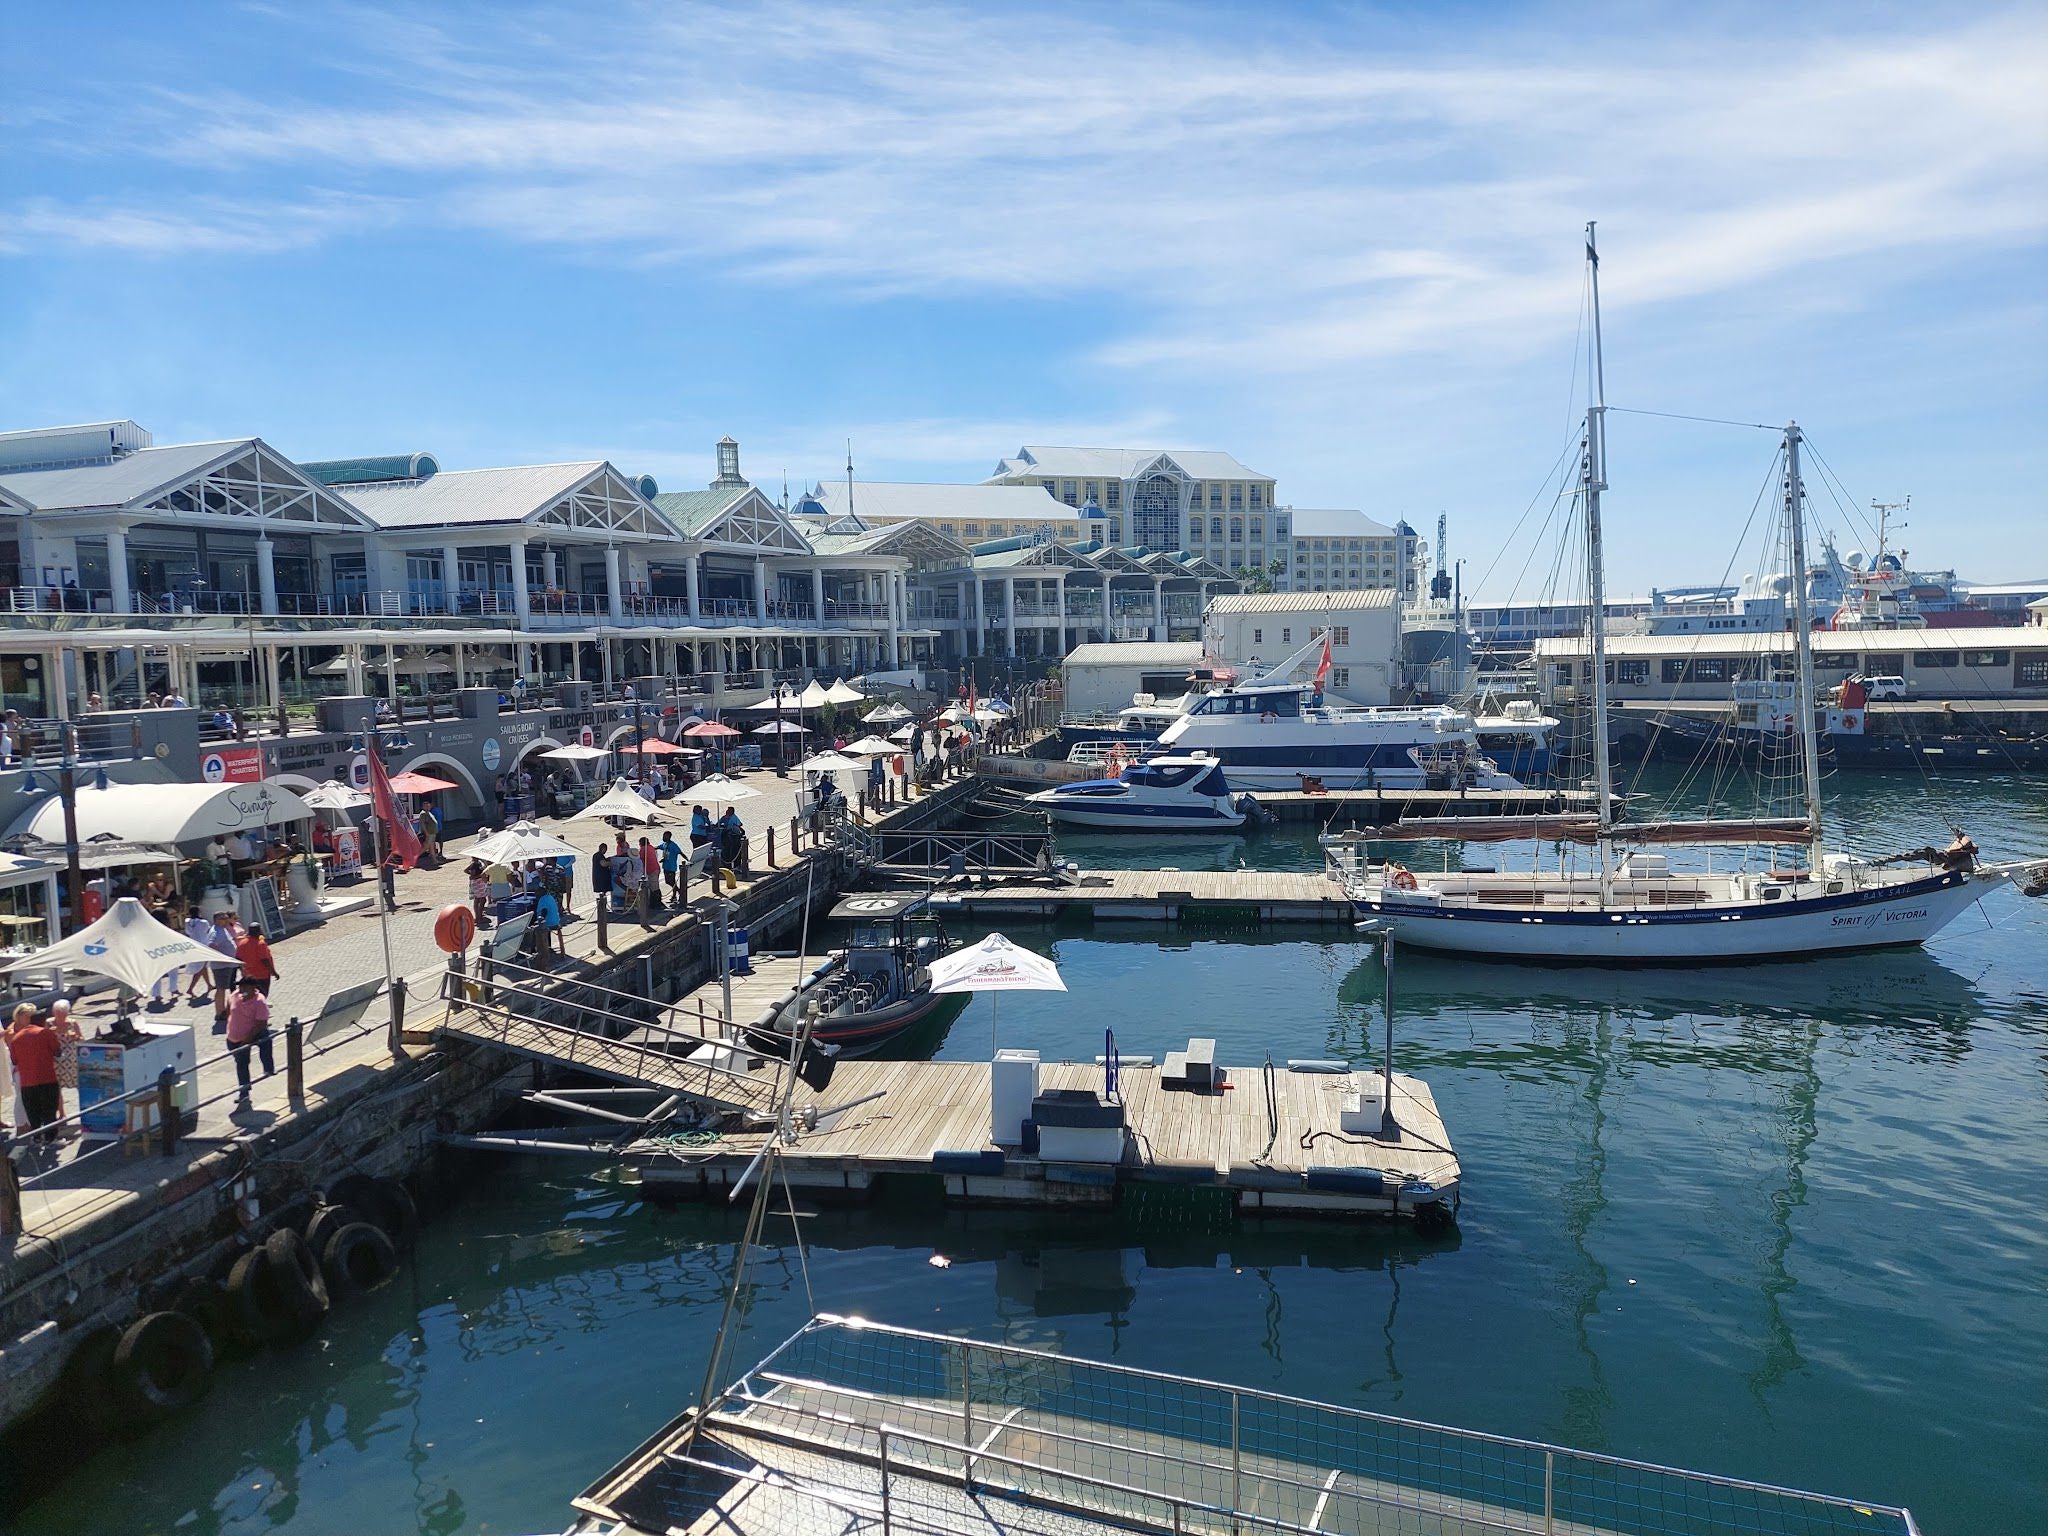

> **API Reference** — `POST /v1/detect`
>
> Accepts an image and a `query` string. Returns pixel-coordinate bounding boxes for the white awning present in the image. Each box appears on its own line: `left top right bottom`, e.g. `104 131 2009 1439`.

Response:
5 780 314 846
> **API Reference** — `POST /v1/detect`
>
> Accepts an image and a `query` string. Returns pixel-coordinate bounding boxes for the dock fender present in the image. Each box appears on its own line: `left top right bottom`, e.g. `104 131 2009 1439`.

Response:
321 1222 401 1298
262 1227 331 1334
303 1202 363 1262
227 1247 298 1348
326 1174 419 1251
111 1311 215 1423
170 1276 234 1360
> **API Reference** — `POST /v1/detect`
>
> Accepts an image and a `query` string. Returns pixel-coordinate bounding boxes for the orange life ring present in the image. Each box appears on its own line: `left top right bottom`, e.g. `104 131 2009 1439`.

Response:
1389 867 1419 892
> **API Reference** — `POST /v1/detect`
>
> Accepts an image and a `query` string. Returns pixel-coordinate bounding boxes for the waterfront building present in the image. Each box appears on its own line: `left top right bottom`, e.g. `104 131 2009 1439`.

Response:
1058 640 1209 717
1531 625 2048 703
797 479 1083 545
1285 508 1415 595
1203 588 1401 704
986 445 1286 581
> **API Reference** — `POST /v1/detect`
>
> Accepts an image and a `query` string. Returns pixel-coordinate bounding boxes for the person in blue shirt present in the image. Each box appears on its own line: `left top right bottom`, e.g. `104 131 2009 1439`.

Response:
689 804 712 848
533 887 563 958
659 830 684 902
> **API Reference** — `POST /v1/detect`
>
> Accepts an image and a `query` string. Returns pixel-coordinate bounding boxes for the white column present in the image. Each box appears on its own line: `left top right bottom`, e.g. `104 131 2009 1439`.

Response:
442 544 463 614
264 646 282 709
510 538 532 626
604 545 624 622
684 555 701 619
542 548 559 589
753 558 769 622
810 566 825 624
1153 579 1165 633
1003 575 1017 654
107 527 132 613
887 569 902 664
256 535 278 614
1054 573 1067 654
971 577 986 652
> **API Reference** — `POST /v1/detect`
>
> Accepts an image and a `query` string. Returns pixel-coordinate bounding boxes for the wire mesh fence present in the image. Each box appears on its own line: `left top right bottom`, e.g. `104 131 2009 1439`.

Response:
688 1314 1917 1536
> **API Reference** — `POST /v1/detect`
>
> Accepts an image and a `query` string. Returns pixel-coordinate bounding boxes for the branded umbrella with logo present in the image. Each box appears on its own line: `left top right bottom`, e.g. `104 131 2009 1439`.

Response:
1 896 219 997
926 932 1066 1052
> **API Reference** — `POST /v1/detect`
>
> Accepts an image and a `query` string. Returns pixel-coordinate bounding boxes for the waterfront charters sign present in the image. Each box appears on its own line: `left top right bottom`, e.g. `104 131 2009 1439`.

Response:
200 745 266 784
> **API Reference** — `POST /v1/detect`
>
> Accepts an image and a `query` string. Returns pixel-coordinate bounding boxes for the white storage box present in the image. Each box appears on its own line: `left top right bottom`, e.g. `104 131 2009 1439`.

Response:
1340 1080 1386 1134
990 1049 1040 1144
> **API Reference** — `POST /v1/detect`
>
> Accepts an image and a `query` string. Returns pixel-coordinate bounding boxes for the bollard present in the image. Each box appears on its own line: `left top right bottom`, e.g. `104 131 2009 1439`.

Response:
790 816 801 855
386 975 409 1061
286 1015 305 1102
596 896 610 952
0 1131 21 1236
157 1067 179 1156
766 827 776 869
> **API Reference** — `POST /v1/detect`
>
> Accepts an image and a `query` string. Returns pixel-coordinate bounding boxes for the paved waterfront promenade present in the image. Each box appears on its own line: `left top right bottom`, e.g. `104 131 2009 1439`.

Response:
2 765 915 1247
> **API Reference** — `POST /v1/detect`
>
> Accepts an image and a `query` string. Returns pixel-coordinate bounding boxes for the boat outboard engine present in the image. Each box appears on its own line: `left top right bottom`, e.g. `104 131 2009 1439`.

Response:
1236 793 1274 826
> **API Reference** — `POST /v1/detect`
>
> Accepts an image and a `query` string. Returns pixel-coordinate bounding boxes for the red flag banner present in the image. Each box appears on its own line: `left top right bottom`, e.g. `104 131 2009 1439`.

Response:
1313 636 1332 692
367 746 421 871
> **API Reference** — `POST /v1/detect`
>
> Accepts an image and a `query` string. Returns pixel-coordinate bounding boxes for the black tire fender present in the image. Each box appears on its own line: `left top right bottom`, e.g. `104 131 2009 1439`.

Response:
303 1202 361 1261
227 1247 296 1347
263 1226 330 1333
169 1277 232 1359
321 1221 400 1298
111 1310 215 1422
367 1178 419 1252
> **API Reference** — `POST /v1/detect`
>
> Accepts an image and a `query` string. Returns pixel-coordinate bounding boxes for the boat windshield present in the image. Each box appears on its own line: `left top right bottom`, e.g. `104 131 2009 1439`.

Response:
1191 688 1300 718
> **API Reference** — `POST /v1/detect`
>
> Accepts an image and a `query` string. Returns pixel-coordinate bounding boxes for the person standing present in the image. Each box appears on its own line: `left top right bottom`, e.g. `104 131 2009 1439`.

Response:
589 845 613 912
659 829 684 903
47 998 81 1138
638 836 661 913
184 906 216 1002
225 979 274 1110
613 838 645 924
235 924 279 997
205 913 241 1031
6 1003 62 1141
532 885 563 959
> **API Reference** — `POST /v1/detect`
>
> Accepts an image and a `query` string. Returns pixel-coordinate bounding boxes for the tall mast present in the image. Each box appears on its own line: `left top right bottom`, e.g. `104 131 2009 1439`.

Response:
1783 422 1824 851
1583 222 1616 904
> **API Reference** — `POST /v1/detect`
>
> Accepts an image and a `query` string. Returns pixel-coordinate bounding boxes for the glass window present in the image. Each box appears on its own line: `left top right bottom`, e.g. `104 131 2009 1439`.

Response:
1041 479 1056 492
1613 659 1650 685
1084 481 1098 503
1106 482 1121 508
1061 481 1078 507
1229 484 1244 510
1229 521 1243 543
1281 627 1291 643
1250 517 1263 540
1964 649 2009 666
1912 651 1959 669
1250 485 1263 509
1209 486 1222 509
2017 654 2048 687
1253 628 1262 645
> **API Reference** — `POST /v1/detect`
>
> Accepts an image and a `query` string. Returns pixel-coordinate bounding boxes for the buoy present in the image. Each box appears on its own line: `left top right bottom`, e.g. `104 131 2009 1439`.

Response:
433 903 477 953
112 1311 215 1422
320 1222 400 1297
1389 866 1419 892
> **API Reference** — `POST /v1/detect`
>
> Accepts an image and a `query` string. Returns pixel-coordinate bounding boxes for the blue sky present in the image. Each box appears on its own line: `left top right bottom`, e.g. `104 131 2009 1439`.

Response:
3 1 2042 599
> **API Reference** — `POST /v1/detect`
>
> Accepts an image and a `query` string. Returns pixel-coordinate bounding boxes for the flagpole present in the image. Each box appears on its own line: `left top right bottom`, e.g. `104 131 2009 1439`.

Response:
369 807 396 989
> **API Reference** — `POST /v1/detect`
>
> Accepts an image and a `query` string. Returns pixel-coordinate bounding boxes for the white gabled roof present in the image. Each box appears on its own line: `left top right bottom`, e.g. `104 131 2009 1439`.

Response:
0 440 259 511
1287 507 1397 539
1062 641 1207 669
346 461 677 539
1208 589 1397 614
814 480 1075 522
992 446 1270 484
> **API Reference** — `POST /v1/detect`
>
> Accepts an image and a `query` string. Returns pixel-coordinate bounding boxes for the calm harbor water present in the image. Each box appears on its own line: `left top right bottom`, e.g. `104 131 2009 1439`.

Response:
11 769 2046 1535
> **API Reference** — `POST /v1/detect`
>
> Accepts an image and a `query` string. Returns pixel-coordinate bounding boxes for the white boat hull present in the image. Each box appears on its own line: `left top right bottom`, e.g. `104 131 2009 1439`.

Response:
1038 803 1247 831
1352 870 1999 962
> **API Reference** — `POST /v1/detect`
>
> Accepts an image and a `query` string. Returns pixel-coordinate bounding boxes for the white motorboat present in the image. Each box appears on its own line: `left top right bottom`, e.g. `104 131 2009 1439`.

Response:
1152 645 1522 793
1028 754 1255 831
1323 226 2047 962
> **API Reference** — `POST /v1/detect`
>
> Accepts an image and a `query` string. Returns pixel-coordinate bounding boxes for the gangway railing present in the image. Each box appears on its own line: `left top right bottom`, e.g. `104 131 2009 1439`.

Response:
865 828 1052 874
586 1314 1920 1536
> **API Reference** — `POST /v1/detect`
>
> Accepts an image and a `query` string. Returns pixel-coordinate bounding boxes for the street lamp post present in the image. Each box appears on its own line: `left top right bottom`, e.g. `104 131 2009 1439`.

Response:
625 685 645 786
16 726 102 937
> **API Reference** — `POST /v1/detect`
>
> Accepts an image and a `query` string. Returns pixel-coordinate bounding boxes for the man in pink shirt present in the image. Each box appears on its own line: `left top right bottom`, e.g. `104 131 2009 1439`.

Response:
226 980 274 1110
639 836 661 912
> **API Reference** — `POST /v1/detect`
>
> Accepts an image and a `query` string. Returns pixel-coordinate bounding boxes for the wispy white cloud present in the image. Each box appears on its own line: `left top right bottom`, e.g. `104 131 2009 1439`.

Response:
13 2 2042 390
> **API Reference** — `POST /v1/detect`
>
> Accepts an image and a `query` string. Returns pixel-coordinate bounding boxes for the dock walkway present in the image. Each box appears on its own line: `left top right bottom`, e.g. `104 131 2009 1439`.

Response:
915 868 1353 924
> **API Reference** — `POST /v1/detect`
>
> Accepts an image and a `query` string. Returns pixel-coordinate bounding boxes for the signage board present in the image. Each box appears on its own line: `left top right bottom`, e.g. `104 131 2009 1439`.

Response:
75 1044 128 1137
199 745 266 784
249 876 287 941
332 825 363 878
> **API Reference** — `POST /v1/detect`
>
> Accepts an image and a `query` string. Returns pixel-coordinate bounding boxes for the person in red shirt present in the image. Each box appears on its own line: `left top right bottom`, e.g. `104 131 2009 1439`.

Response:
6 1002 63 1140
234 929 280 997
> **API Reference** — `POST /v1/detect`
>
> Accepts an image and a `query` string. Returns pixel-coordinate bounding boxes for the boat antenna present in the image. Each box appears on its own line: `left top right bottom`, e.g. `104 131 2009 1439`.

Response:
1582 222 1617 906
1784 423 1824 853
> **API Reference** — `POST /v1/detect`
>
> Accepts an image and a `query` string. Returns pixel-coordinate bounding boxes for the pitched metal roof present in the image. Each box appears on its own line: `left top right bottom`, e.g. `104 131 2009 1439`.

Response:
1286 507 1398 539
991 446 1270 484
1063 641 1207 669
302 452 439 486
813 480 1075 522
0 440 256 511
343 462 604 528
651 486 754 535
1209 589 1397 613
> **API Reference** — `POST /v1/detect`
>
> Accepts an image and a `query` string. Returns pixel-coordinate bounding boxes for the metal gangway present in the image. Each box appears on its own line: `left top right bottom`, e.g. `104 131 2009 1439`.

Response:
863 828 1054 876
573 1314 1923 1536
437 958 787 1125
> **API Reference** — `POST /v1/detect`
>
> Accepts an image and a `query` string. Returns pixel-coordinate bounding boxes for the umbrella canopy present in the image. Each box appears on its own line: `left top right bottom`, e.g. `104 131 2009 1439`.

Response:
387 770 459 795
17 837 180 872
539 743 613 763
796 680 834 709
845 735 900 757
862 703 912 723
301 782 372 811
6 780 313 846
796 751 861 772
824 679 866 705
306 655 353 677
928 933 1067 997
689 773 761 806
753 720 807 735
467 820 585 863
375 650 454 677
575 780 672 825
889 724 918 742
683 721 742 740
632 737 701 756
2 897 220 995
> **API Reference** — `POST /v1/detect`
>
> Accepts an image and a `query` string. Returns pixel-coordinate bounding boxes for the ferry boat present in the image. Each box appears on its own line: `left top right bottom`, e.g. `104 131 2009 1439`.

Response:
1324 227 2048 963
1027 753 1255 830
761 892 956 1057
1152 638 1523 792
1470 696 1558 779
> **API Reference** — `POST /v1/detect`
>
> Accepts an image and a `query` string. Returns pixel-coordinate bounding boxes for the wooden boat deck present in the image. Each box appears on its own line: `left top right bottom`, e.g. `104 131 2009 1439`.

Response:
916 869 1353 923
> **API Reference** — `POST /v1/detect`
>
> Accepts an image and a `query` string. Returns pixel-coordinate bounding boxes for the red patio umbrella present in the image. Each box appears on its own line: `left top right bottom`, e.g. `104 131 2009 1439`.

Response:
634 737 699 755
388 770 460 794
683 721 742 739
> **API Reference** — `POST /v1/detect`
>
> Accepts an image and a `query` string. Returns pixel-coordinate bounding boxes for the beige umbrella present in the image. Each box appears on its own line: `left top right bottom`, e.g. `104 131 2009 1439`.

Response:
1 897 220 996
823 679 866 705
690 774 761 806
845 735 900 756
574 780 672 826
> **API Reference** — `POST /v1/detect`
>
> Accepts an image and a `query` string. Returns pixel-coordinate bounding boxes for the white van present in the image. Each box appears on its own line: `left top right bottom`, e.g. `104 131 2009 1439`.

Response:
1863 675 1907 700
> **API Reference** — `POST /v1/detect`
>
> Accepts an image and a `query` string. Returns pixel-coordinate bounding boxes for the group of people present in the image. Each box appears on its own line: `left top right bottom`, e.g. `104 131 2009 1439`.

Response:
5 998 80 1141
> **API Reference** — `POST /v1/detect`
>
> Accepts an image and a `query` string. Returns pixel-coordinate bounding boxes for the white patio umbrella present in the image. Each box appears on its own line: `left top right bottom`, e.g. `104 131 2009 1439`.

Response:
796 680 833 709
1 897 220 997
752 719 807 735
690 773 762 806
862 703 911 723
889 724 918 743
540 743 613 763
302 782 372 811
796 751 861 773
845 735 900 756
574 779 672 826
467 820 585 864
823 679 866 705
927 932 1066 1053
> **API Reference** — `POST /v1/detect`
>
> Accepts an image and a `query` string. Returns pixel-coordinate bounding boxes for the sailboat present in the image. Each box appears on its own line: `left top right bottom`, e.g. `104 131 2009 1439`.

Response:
1323 225 2046 962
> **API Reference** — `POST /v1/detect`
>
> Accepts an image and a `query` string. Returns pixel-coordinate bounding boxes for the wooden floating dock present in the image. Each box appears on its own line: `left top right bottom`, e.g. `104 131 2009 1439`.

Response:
630 1054 1460 1221
915 868 1354 924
